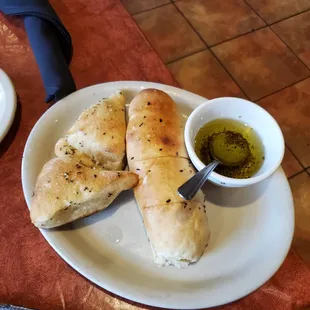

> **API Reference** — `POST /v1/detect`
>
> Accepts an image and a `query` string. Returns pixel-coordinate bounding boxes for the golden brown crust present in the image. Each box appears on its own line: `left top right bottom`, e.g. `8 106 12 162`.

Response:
126 89 187 161
132 157 204 208
126 89 209 267
55 91 126 170
30 158 138 228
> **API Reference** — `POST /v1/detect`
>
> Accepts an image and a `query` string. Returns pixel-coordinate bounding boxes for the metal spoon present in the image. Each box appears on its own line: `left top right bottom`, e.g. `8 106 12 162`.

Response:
178 131 250 200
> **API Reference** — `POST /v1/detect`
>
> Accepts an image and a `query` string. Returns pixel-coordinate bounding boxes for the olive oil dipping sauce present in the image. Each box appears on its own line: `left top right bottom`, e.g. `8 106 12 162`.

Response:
195 119 265 179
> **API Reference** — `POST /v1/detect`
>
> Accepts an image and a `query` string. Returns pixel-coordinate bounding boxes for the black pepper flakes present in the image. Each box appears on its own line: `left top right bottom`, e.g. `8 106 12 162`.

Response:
76 164 82 169
159 148 162 151
189 208 192 211
147 102 151 105
176 152 179 156
148 170 151 172
147 139 151 142
144 116 146 119
131 157 134 160
179 170 183 172
84 187 88 191
103 132 106 135
139 123 143 127
56 197 59 200
159 119 163 122
77 172 82 175
94 174 97 178
166 199 171 203
136 168 140 171
108 193 112 197
31 192 35 197
111 136 114 139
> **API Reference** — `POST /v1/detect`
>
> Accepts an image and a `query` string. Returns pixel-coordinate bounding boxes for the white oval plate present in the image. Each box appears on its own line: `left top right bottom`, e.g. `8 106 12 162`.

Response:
22 81 294 309
0 69 17 143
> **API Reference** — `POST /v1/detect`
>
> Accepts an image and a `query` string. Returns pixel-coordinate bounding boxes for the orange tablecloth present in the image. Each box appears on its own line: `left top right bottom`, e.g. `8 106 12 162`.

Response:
0 1 310 309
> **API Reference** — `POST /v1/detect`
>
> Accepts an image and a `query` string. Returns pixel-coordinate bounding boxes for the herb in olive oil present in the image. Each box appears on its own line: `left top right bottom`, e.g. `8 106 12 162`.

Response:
195 119 265 179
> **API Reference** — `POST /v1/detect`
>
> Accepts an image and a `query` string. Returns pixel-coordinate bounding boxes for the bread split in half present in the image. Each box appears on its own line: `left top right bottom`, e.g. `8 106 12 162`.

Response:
30 91 138 229
30 158 138 228
55 91 126 170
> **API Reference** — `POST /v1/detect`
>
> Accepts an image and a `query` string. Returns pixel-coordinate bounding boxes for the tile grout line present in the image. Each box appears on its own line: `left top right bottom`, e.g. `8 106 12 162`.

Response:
284 144 307 171
131 2 172 17
165 48 207 65
255 76 309 102
243 0 310 72
171 2 209 49
207 5 310 48
269 26 310 72
129 1 310 175
242 0 271 23
208 26 266 48
243 0 310 27
171 1 309 172
171 2 249 99
208 49 249 99
242 0 268 26
268 8 310 26
288 169 307 180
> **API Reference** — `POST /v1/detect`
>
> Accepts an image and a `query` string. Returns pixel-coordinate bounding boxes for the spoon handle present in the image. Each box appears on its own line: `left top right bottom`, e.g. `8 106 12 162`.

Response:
178 160 220 201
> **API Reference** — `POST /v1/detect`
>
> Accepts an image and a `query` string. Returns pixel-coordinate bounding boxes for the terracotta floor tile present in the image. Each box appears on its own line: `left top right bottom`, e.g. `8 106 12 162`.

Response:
122 0 170 15
167 50 246 99
175 0 265 46
271 11 310 69
289 172 310 266
282 147 303 178
211 28 309 101
246 0 310 24
258 78 310 167
133 4 205 63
